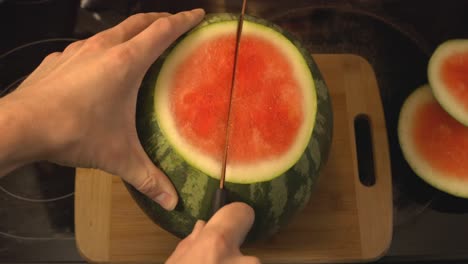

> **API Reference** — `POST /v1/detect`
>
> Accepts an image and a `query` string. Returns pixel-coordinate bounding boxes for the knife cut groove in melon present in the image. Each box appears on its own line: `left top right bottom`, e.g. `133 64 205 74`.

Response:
155 21 316 183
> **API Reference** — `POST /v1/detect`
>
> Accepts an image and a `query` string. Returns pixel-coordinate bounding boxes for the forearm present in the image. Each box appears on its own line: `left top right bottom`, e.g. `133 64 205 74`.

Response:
0 92 50 176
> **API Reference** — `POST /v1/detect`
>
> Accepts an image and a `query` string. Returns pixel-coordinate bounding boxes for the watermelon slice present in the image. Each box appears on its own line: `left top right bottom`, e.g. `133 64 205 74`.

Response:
428 39 468 126
131 14 333 240
398 85 468 198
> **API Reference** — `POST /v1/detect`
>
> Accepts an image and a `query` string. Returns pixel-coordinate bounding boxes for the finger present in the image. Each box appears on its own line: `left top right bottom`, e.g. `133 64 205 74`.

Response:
203 202 255 247
238 256 262 264
168 220 206 261
62 40 85 55
226 256 262 264
60 40 84 59
189 220 206 239
98 12 171 46
39 51 62 66
132 165 177 211
125 8 205 70
81 12 172 52
121 140 178 210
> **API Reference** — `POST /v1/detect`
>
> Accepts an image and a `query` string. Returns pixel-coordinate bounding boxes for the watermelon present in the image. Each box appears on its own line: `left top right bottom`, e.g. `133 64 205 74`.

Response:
398 85 468 198
428 39 468 126
127 13 333 241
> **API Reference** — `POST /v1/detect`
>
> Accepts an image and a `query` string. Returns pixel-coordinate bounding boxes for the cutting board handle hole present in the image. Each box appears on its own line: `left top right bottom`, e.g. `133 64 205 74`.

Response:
354 114 376 187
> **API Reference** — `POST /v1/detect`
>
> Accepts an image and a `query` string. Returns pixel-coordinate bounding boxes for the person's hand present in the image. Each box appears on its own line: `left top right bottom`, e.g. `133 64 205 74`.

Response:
167 203 261 264
1 9 205 210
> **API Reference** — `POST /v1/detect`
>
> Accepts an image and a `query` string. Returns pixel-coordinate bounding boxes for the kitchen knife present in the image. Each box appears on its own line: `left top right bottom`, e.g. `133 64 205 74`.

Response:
210 0 247 217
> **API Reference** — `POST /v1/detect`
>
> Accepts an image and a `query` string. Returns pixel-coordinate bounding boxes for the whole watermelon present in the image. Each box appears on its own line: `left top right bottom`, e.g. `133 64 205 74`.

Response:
127 13 333 241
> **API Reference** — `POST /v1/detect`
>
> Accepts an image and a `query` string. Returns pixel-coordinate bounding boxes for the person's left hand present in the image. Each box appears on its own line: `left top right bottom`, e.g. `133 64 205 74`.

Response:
3 9 205 210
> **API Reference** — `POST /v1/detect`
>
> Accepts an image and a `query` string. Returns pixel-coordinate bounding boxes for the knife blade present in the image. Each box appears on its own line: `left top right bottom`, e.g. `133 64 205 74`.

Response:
211 0 247 217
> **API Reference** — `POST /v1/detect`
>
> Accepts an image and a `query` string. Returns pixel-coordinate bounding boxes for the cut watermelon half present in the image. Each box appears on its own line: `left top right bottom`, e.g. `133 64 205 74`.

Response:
428 39 468 126
398 85 468 198
155 18 316 183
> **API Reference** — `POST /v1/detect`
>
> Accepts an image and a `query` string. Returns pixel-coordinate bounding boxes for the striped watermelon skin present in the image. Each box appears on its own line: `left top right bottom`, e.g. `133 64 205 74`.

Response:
127 13 333 241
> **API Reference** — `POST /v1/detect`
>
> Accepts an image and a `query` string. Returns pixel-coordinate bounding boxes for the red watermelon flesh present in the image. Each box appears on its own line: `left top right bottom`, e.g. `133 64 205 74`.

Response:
412 98 468 179
441 52 468 111
170 33 303 164
399 85 468 198
428 39 468 126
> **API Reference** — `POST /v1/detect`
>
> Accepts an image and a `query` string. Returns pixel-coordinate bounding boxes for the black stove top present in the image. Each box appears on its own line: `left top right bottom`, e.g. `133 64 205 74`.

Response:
1 0 468 263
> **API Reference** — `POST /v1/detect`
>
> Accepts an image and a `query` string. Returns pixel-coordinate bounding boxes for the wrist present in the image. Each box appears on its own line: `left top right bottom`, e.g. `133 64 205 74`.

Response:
0 96 34 175
0 90 58 174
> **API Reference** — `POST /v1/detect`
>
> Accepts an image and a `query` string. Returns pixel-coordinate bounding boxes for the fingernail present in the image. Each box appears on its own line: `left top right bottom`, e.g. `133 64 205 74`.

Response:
155 192 176 211
191 8 205 15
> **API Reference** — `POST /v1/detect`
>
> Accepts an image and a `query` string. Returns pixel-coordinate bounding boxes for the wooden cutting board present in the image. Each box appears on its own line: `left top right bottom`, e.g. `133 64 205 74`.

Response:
75 54 393 263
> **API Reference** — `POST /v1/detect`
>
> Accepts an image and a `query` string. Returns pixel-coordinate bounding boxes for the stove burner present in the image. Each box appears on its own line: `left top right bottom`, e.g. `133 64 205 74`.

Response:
0 175 74 204
0 162 75 236
0 76 27 97
0 38 77 243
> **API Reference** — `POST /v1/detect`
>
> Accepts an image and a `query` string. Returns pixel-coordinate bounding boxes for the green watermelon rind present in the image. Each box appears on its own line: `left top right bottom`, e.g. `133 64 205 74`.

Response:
398 85 468 198
128 13 333 241
428 39 468 126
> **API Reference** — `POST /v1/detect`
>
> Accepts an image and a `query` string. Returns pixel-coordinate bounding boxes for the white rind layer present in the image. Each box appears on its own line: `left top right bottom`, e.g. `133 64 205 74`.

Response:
154 20 316 183
428 39 468 126
398 85 468 198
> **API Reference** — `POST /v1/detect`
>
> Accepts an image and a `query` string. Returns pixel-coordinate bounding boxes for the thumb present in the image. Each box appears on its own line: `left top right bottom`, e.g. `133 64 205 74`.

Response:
121 141 178 210
204 202 255 247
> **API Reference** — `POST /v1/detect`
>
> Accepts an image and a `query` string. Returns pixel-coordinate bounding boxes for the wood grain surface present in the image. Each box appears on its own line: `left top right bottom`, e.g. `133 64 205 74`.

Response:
75 54 393 263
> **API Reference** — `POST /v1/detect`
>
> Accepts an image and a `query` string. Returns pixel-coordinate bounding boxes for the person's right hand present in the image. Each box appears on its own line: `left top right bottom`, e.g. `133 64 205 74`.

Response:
166 203 261 264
